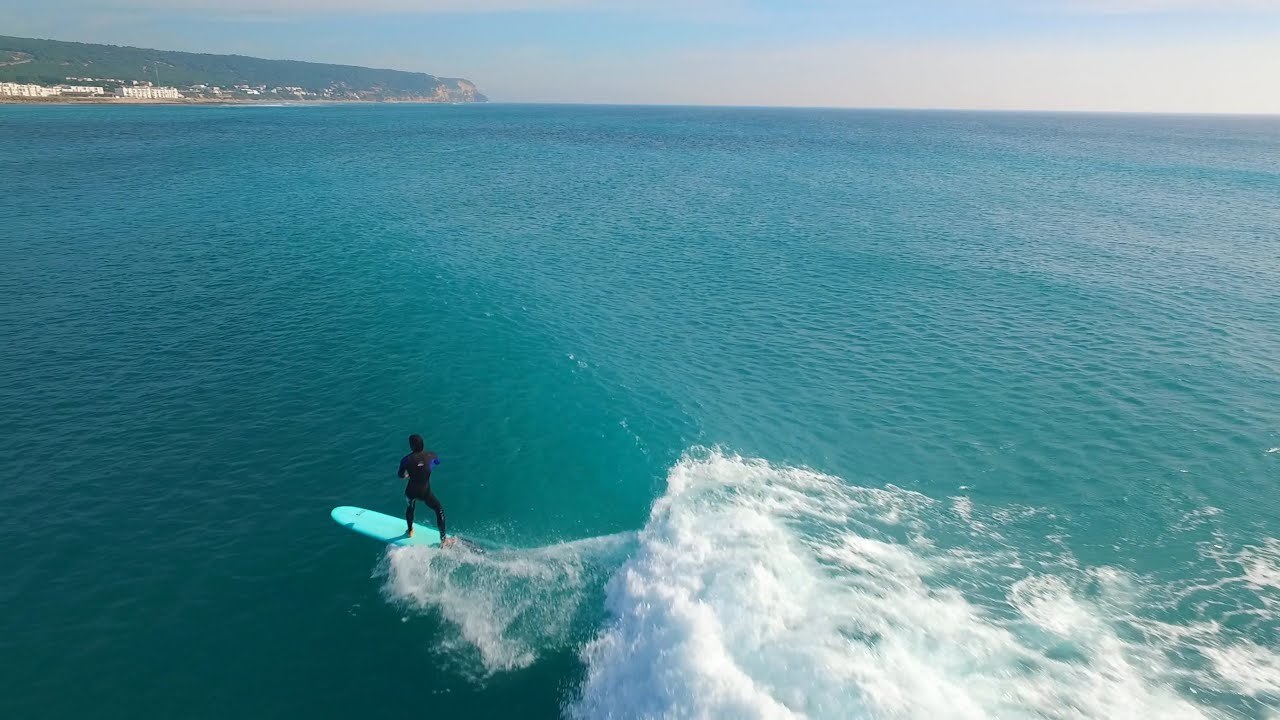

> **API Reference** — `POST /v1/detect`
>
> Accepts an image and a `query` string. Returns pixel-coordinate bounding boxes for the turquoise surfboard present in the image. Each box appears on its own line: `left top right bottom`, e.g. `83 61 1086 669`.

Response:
331 506 486 552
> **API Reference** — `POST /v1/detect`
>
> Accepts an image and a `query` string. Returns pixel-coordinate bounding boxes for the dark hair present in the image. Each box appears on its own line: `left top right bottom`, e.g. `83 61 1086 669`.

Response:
409 434 424 452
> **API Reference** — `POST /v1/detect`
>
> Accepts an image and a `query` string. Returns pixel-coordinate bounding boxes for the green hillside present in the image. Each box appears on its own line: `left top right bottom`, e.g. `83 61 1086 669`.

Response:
0 35 485 101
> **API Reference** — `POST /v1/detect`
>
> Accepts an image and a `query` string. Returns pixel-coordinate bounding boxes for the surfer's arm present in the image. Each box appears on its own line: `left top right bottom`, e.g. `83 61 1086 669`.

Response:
397 456 409 479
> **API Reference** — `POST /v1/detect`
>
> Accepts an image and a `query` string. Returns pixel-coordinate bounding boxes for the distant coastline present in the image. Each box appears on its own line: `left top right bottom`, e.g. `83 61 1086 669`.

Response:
0 35 487 104
0 95 478 106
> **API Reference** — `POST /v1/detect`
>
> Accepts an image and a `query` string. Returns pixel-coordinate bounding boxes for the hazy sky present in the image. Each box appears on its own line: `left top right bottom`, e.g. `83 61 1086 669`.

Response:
2 0 1279 112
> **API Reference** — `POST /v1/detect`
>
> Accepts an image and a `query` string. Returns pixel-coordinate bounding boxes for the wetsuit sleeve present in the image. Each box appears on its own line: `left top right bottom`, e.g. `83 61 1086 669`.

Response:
398 455 409 479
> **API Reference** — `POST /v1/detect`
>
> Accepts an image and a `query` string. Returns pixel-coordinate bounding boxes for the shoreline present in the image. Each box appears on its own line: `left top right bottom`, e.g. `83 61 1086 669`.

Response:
0 96 480 106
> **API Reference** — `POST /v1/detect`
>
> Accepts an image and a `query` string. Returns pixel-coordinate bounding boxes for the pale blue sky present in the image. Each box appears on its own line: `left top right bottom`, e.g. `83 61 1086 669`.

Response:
3 1 1278 112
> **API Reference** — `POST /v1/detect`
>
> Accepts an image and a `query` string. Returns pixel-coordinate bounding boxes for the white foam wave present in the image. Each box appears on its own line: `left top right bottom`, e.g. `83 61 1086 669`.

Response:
381 532 632 675
1241 539 1280 595
570 450 1273 719
1204 642 1280 698
374 449 1276 716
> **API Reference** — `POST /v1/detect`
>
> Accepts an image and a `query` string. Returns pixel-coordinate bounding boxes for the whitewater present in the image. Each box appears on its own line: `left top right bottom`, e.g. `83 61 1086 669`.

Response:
382 450 1280 719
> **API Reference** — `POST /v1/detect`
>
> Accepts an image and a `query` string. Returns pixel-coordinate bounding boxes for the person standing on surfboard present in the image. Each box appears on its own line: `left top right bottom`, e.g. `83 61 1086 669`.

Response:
398 434 455 547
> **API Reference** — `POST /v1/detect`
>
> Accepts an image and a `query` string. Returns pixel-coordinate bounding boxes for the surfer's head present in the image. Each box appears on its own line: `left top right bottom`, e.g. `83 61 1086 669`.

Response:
409 434 425 453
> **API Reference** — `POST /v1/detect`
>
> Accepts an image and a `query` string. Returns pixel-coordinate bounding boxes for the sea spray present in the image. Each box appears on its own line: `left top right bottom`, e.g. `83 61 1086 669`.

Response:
569 450 1277 719
382 533 634 675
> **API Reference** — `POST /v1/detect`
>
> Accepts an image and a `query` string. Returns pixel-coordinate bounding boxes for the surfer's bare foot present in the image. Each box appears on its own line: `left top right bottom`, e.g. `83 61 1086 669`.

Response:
406 527 414 538
441 537 457 548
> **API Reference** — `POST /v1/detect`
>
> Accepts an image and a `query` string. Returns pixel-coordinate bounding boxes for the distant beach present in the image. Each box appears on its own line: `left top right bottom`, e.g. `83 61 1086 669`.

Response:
0 96 469 106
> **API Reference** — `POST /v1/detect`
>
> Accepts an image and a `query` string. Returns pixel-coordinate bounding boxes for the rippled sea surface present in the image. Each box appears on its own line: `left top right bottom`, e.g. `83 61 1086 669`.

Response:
1 105 1278 719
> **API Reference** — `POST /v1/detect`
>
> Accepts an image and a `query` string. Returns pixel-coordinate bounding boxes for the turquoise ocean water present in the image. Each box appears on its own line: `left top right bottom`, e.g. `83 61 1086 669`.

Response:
1 104 1278 719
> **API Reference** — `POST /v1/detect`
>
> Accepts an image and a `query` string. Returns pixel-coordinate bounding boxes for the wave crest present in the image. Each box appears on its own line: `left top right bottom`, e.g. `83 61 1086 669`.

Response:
570 450 1274 719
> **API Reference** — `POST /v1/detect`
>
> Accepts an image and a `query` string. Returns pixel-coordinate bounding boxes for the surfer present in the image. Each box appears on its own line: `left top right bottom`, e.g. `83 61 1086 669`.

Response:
398 434 454 547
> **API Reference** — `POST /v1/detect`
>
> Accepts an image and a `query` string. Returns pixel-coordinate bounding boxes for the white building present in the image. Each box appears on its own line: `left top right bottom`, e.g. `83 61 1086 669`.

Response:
115 86 184 99
56 85 104 95
0 82 61 97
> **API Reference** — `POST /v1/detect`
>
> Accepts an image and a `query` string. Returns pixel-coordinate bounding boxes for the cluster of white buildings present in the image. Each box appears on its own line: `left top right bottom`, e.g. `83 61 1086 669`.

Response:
115 85 183 99
0 78 372 101
189 83 261 96
0 82 106 97
0 81 187 99
0 82 58 97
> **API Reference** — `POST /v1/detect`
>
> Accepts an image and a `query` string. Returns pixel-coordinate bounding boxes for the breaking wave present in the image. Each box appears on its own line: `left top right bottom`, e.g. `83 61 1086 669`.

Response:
383 449 1278 718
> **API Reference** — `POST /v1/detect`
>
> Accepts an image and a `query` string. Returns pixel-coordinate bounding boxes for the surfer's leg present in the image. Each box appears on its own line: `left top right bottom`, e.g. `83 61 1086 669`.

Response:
405 497 417 535
424 491 446 541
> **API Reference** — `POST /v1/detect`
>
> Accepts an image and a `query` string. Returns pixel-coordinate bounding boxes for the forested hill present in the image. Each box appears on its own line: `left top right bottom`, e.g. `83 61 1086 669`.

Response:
0 35 485 101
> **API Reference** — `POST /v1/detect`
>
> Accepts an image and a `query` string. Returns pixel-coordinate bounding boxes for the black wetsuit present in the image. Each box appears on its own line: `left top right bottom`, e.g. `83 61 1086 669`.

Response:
399 450 445 539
